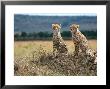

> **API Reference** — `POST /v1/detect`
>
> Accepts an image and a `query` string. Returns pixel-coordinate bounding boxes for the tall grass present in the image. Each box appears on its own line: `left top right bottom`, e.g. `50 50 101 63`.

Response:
14 40 97 76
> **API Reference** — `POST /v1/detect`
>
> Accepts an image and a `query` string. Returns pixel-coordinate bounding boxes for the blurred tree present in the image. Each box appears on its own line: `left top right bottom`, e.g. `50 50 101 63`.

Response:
14 31 97 41
61 31 71 37
21 32 27 37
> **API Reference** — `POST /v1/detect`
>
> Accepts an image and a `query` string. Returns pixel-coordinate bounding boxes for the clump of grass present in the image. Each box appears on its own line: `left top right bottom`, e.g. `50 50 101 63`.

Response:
14 46 97 76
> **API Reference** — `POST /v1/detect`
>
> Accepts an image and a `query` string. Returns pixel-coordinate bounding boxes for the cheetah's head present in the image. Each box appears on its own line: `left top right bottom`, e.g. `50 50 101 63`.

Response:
52 23 61 31
70 24 79 33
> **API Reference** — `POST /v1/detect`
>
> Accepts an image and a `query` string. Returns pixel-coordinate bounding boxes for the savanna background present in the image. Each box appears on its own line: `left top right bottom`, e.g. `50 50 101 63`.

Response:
14 14 97 76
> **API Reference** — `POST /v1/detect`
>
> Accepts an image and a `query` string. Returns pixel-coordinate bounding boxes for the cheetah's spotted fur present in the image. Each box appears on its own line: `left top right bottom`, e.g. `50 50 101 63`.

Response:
52 23 68 56
70 24 97 64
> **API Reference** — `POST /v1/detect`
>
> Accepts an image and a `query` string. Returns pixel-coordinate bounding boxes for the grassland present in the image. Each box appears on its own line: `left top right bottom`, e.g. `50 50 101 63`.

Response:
14 40 97 76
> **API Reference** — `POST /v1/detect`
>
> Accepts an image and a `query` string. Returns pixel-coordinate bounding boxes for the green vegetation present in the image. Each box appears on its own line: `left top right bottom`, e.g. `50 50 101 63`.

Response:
14 31 97 41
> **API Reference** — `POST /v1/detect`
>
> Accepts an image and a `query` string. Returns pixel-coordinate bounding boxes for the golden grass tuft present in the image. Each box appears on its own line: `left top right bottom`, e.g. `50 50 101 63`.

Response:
14 40 97 76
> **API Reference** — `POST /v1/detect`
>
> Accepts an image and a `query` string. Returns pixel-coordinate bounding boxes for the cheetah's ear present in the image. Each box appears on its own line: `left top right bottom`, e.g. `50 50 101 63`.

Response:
59 24 61 28
77 25 79 29
52 24 55 30
52 24 55 27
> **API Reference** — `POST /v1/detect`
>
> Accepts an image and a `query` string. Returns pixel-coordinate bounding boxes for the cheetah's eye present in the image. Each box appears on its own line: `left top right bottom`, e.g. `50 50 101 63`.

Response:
70 28 72 31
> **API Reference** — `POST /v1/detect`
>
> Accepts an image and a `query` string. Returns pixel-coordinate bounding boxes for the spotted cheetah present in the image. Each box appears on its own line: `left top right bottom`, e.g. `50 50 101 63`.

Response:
70 24 97 64
52 23 68 56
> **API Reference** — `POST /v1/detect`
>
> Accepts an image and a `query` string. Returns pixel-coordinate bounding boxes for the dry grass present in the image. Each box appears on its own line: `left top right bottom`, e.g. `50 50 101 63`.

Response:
14 40 97 76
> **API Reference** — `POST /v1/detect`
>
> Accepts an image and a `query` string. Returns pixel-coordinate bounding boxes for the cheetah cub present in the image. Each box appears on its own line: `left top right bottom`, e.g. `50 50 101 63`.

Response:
52 23 68 56
70 24 97 64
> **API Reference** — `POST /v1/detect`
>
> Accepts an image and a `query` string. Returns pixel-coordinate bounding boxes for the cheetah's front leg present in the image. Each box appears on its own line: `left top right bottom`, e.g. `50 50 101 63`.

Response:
53 45 58 57
74 42 80 57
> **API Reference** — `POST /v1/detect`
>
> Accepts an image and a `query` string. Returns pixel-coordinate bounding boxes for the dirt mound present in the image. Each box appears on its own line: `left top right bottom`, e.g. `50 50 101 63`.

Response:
14 50 97 76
